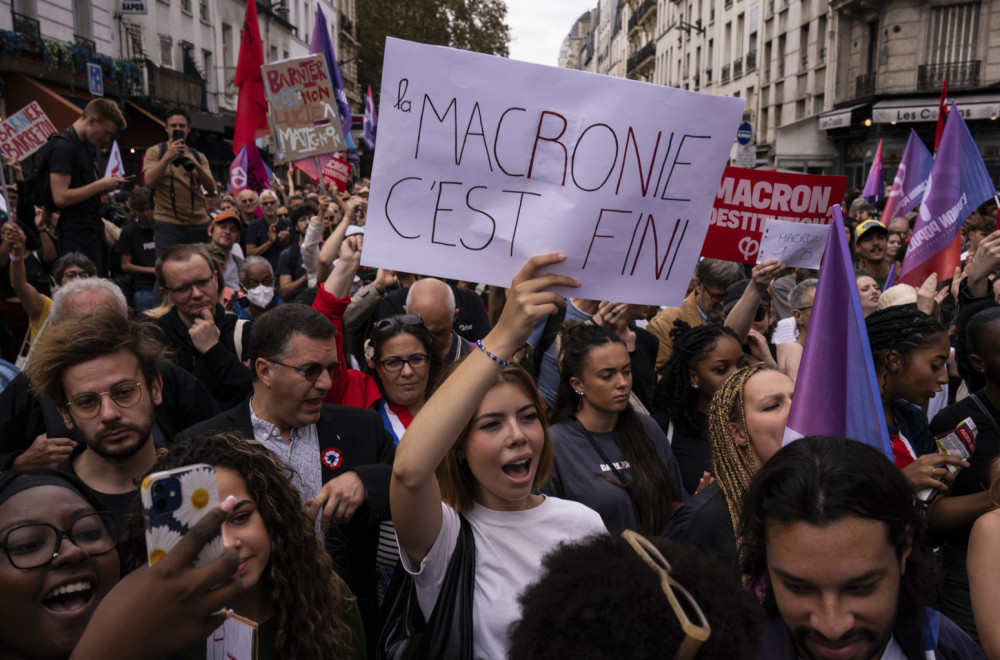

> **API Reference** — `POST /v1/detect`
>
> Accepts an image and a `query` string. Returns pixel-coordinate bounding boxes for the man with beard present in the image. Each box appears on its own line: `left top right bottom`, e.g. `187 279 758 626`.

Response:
855 220 892 289
24 312 165 525
742 436 983 660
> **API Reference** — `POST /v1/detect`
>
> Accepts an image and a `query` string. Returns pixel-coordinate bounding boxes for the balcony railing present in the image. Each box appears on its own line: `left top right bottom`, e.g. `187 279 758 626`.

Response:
627 0 655 33
721 63 731 83
74 34 95 54
733 57 743 79
626 40 655 75
746 49 757 71
11 11 41 49
917 60 980 92
855 71 876 97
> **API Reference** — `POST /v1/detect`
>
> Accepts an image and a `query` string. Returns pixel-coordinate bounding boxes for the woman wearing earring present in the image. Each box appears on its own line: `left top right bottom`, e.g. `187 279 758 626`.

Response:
545 323 686 535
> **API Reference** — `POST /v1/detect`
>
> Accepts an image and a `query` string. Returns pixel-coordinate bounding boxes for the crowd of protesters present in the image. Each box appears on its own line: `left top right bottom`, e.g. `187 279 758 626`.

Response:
3 98 1000 659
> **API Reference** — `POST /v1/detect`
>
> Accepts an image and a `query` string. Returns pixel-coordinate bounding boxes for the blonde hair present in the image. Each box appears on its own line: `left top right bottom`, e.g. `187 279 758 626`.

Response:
708 362 781 534
990 458 1000 505
83 98 127 130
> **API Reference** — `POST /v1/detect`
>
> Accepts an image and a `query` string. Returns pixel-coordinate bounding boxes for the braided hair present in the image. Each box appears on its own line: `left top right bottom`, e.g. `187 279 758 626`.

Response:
550 322 679 536
651 320 741 437
708 362 782 536
865 306 946 399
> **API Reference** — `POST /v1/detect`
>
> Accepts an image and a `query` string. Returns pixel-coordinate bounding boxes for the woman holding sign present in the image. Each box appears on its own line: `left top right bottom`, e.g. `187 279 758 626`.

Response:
390 254 606 658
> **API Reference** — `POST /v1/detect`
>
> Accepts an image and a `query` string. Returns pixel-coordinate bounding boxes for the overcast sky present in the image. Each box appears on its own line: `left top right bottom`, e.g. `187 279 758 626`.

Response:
506 0 594 67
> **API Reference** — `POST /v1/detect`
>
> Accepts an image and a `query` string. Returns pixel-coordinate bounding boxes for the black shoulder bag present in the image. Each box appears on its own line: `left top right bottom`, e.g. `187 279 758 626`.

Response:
377 514 475 660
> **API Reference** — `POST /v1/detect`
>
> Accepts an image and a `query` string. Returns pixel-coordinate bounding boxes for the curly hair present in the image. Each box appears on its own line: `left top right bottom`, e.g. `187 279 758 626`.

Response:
508 534 764 659
128 431 356 659
865 306 946 398
709 362 783 536
652 320 741 437
739 436 936 630
549 322 679 535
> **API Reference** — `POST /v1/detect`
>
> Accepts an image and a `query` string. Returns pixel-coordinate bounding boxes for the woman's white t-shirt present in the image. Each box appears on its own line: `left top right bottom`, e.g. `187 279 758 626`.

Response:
400 497 607 659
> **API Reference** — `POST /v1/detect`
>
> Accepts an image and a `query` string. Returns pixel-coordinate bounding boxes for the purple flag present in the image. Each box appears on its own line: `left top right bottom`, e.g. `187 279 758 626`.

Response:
310 6 357 152
899 100 995 286
862 140 884 205
363 85 377 150
884 262 896 290
229 142 272 195
882 129 933 223
783 205 892 460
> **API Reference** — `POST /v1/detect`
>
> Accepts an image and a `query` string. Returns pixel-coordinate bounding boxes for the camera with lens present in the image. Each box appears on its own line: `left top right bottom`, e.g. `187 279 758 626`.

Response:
170 128 196 171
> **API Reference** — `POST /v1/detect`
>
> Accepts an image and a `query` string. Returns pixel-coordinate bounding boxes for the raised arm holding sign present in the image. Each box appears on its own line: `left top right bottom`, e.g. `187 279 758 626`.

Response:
363 38 745 307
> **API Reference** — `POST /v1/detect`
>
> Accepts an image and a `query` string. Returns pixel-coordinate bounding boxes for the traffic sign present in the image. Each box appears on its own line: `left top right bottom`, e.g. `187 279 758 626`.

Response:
87 63 104 96
736 122 753 145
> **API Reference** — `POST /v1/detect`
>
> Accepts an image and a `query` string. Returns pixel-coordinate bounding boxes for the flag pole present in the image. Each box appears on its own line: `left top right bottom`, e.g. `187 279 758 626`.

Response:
0 149 14 227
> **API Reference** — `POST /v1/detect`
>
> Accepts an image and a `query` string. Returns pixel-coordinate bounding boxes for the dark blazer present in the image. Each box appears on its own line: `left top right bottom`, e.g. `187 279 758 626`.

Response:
177 398 395 648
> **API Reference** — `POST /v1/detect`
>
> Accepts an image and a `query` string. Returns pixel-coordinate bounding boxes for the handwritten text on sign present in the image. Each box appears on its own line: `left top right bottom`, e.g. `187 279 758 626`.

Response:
701 167 847 264
0 101 57 162
757 218 831 269
261 54 347 161
363 38 745 306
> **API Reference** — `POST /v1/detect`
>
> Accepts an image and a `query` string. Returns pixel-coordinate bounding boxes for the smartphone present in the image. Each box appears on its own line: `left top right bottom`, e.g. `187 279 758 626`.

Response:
172 128 185 143
141 464 223 567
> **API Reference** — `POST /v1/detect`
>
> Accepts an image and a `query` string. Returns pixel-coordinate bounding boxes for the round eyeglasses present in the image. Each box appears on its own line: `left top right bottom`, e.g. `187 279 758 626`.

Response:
1 512 118 569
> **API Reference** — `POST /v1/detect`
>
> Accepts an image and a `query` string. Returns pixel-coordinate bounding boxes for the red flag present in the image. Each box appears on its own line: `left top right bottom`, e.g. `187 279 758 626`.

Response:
934 79 947 151
233 0 269 155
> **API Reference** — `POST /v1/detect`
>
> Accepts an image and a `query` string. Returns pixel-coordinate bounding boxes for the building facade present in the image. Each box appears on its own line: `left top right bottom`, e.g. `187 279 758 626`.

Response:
561 0 1000 186
1 0 361 177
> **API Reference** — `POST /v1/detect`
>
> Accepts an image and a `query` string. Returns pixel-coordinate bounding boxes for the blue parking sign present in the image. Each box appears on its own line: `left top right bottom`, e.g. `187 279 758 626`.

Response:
87 63 103 96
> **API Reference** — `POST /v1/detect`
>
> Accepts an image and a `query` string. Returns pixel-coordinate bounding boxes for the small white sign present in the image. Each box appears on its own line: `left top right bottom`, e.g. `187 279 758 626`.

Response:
756 218 830 268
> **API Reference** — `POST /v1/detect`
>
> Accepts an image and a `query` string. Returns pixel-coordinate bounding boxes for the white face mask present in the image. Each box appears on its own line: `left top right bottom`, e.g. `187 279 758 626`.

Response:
245 284 274 308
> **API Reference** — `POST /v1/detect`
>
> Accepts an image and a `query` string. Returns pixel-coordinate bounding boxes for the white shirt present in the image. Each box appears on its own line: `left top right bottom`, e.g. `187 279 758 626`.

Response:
401 498 606 659
223 243 245 290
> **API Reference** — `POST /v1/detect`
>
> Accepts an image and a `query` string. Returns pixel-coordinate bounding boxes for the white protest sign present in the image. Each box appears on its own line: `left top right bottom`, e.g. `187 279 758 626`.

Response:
364 38 745 306
206 614 257 660
756 218 830 269
0 101 57 162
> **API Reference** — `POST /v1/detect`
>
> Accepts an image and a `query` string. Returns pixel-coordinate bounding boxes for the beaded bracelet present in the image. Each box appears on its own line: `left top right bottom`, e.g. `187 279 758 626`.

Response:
476 340 510 367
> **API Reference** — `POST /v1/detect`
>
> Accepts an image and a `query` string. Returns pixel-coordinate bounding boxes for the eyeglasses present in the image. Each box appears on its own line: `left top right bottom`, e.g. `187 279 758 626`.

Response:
373 314 423 333
261 200 277 207
702 288 727 304
243 277 274 288
621 530 711 660
379 353 430 372
268 359 343 383
62 270 94 281
1 512 118 569
163 273 216 296
66 381 144 419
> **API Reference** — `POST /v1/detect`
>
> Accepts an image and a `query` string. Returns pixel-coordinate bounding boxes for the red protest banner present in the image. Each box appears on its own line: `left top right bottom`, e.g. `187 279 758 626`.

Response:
701 167 847 264
0 101 57 161
322 155 352 192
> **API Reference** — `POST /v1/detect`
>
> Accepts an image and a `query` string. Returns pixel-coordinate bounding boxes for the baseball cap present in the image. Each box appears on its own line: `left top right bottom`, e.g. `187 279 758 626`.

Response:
211 210 241 228
855 219 888 241
723 278 771 315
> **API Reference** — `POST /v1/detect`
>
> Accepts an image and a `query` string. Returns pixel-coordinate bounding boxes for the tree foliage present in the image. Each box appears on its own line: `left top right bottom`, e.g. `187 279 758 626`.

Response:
357 0 511 107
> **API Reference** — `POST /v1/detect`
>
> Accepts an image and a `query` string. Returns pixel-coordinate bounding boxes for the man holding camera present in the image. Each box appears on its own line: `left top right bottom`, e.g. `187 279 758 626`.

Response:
143 108 217 258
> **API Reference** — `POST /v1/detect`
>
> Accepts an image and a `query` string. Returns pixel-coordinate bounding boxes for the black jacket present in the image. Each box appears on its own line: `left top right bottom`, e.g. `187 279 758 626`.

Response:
146 303 253 409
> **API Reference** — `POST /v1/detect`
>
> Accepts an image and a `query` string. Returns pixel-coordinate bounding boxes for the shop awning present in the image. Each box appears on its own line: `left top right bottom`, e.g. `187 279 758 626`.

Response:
818 103 867 131
872 95 1000 124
